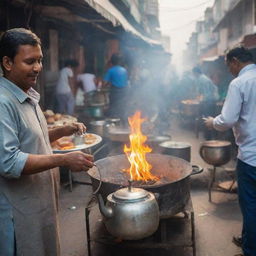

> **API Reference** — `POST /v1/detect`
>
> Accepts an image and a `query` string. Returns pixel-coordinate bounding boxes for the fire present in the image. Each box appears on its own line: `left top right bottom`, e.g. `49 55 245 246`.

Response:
124 111 159 181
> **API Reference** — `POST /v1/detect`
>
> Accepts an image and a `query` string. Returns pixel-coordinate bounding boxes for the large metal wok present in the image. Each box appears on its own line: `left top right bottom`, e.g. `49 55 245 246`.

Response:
88 153 202 218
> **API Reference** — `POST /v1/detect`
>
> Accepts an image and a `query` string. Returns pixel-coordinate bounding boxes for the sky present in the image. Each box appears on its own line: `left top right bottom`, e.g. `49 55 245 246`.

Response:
158 0 215 73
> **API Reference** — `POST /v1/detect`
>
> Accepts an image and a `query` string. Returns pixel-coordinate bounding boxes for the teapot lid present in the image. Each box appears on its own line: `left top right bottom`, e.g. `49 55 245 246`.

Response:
113 187 149 201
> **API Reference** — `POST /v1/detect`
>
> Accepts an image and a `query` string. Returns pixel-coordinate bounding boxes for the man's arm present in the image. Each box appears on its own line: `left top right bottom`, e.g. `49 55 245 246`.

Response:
48 122 86 142
204 80 242 131
22 151 94 175
213 80 242 131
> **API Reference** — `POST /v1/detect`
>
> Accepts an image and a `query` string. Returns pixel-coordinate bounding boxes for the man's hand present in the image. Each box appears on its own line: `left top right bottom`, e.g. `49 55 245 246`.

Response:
65 122 86 136
63 151 94 172
49 122 87 142
203 116 214 129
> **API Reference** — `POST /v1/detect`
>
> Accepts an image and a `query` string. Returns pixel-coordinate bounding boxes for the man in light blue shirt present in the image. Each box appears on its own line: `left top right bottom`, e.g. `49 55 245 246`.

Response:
0 28 94 256
204 47 256 256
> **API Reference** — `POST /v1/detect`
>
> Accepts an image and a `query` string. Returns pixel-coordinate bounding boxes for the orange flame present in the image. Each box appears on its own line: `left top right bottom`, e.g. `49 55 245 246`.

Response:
124 111 159 181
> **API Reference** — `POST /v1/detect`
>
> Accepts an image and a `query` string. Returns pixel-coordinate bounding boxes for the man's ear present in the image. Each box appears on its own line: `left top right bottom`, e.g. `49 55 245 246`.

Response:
2 56 13 72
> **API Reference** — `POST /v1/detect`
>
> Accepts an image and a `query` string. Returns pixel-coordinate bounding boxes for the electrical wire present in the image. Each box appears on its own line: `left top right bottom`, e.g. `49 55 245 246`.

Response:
163 16 204 32
159 0 212 12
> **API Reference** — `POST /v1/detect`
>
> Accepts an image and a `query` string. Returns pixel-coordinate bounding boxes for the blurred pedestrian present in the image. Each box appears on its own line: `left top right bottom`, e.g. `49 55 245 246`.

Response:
192 66 219 139
204 47 256 256
103 53 128 122
76 65 97 106
77 65 97 94
56 59 78 115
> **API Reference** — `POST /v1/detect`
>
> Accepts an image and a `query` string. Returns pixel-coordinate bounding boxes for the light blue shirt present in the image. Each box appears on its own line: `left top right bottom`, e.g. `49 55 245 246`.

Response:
213 64 256 166
0 77 60 255
104 65 128 88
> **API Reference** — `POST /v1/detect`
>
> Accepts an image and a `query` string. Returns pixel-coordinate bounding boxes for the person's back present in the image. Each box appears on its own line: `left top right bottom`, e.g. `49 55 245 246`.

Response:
104 65 127 88
56 66 73 94
55 59 78 115
77 73 96 93
198 73 218 102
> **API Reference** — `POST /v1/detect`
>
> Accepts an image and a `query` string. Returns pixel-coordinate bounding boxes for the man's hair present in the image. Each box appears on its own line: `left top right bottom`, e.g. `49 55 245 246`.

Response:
111 53 122 65
84 65 95 74
0 28 41 63
64 59 79 68
226 46 253 63
192 66 202 74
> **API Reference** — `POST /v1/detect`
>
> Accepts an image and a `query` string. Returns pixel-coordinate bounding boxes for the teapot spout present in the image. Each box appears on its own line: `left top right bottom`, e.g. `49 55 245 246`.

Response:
97 194 113 219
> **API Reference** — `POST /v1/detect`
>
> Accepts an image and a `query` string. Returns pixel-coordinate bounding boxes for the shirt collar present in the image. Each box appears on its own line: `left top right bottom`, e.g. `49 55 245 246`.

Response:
238 64 256 77
0 76 40 104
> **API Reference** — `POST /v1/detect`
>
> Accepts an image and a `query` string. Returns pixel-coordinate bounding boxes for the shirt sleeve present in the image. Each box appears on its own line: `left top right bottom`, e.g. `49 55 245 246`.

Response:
213 80 242 131
0 101 29 178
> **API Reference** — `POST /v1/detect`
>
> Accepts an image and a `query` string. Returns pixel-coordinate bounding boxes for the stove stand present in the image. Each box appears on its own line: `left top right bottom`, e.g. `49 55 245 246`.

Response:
85 197 196 256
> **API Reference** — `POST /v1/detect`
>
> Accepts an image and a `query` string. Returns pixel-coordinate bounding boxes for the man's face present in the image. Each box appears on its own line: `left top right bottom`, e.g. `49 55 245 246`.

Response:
3 44 43 91
226 58 240 77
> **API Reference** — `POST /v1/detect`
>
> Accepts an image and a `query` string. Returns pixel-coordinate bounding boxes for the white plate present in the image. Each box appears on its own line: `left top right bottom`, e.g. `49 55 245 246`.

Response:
52 133 102 153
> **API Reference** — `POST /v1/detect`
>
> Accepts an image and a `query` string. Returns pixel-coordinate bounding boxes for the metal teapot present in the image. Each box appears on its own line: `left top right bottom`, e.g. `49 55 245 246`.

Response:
97 181 159 240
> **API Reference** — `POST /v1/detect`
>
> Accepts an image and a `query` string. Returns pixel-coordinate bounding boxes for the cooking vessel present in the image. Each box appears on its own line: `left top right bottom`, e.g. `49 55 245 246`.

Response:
88 153 203 218
87 90 107 105
199 140 231 166
159 141 191 162
87 104 105 118
106 126 170 145
97 182 159 240
180 102 200 116
89 120 106 137
106 126 130 142
105 118 121 126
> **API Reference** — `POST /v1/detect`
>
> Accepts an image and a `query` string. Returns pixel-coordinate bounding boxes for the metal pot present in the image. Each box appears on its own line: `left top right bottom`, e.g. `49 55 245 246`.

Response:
147 135 171 152
159 141 191 162
105 118 121 126
181 102 200 117
88 154 203 219
106 126 130 142
97 183 159 240
87 104 105 118
199 140 231 166
89 120 106 137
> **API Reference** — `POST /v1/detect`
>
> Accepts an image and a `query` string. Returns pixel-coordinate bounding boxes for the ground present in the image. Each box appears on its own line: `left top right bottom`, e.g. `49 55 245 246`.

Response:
59 116 243 256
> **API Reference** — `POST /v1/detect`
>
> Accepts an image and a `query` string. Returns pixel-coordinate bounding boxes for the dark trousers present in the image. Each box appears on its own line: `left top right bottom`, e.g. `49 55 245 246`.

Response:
108 86 128 123
237 159 256 256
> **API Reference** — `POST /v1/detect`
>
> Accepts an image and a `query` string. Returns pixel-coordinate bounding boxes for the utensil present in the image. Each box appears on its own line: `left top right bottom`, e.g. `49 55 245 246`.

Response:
159 141 191 162
88 154 203 218
199 140 231 166
97 180 160 240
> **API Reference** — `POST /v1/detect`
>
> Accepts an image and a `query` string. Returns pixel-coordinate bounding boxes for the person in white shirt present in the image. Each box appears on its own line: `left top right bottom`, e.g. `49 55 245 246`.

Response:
204 47 256 256
56 59 78 115
77 65 97 94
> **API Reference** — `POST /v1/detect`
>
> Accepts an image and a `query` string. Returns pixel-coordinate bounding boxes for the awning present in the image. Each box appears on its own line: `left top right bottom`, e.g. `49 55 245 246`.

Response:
84 0 161 46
